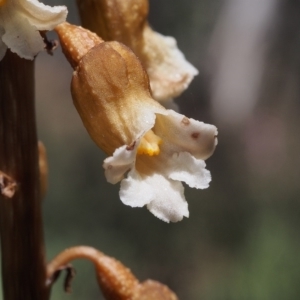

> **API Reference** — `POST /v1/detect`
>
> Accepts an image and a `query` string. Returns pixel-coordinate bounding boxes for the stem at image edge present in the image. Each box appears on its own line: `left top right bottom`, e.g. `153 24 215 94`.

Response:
0 51 49 299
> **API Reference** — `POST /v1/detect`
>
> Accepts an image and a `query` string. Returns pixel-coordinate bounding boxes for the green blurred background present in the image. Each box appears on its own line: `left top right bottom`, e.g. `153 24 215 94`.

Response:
6 0 300 299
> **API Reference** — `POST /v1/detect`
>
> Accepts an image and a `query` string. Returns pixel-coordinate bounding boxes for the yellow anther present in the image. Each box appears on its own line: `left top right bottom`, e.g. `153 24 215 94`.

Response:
0 0 7 6
137 130 162 156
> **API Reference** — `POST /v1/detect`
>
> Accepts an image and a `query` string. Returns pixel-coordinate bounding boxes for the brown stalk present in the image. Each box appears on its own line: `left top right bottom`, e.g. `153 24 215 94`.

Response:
0 51 49 299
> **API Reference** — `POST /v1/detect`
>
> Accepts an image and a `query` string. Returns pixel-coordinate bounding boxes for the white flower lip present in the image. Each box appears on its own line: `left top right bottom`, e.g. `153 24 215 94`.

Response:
104 110 217 223
0 0 67 60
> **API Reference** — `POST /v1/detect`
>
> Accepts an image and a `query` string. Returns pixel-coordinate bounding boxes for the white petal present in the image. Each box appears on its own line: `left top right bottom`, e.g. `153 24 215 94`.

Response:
0 27 7 61
119 171 154 207
154 110 218 160
18 0 67 31
120 171 189 223
103 143 138 184
143 27 198 101
168 152 211 189
1 12 45 60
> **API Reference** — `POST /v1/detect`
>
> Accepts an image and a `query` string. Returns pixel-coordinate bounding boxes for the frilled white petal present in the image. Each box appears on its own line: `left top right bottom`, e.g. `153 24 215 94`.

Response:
1 11 45 60
119 171 154 208
103 143 138 184
0 27 7 60
168 152 211 189
18 0 68 31
143 27 199 101
120 170 189 223
154 110 218 160
0 0 67 60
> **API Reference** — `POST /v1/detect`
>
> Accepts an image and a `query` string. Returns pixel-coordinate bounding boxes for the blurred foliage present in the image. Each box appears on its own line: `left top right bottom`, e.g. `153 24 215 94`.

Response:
206 211 300 300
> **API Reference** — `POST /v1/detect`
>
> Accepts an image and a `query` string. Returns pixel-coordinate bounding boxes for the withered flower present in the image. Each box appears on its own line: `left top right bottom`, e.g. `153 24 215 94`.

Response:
0 0 67 60
56 23 217 223
77 0 198 103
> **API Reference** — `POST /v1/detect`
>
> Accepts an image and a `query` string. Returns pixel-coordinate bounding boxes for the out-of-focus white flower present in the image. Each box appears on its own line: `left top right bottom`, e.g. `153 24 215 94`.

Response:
141 26 199 102
0 0 67 60
56 23 217 223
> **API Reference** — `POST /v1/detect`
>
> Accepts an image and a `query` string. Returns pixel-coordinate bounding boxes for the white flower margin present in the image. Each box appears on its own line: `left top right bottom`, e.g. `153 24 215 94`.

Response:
0 0 67 60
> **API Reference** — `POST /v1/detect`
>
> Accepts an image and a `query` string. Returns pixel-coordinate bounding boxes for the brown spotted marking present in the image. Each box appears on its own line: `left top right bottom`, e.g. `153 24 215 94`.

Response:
191 132 200 139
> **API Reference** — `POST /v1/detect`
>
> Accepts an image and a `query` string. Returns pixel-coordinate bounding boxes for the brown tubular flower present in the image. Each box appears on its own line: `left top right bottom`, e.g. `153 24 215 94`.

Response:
76 0 198 102
55 22 217 222
47 246 178 300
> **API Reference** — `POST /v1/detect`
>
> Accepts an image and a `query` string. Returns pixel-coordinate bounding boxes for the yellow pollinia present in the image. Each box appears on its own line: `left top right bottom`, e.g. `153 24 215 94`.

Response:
137 130 162 156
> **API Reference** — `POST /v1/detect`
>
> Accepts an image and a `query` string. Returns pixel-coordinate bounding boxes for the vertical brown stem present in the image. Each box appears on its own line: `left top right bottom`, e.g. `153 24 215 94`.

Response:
0 51 49 299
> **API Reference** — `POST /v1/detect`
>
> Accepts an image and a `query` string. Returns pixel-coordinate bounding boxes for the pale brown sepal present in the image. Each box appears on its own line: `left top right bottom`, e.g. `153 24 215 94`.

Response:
55 22 104 69
0 171 17 198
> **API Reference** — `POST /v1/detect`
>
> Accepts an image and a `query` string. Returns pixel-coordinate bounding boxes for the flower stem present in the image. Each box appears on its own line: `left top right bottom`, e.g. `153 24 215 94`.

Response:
47 246 139 299
0 51 49 299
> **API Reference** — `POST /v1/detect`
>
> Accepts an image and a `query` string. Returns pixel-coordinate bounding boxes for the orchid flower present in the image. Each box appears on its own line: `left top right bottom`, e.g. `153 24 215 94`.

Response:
0 0 67 60
56 23 217 223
